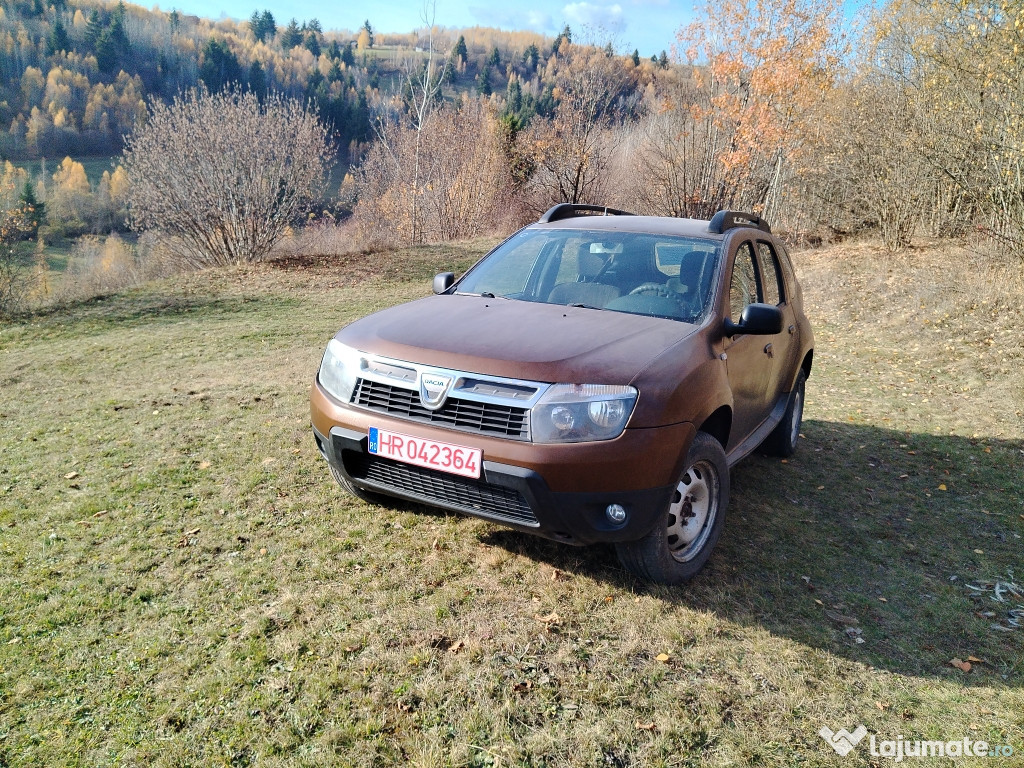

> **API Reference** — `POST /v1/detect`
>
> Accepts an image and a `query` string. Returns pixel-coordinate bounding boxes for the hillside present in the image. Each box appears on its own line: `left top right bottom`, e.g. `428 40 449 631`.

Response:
0 240 1021 764
0 0 657 163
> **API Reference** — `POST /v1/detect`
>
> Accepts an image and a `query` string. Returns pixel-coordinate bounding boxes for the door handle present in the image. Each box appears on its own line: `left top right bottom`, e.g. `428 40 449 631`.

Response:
764 343 774 358
788 324 796 335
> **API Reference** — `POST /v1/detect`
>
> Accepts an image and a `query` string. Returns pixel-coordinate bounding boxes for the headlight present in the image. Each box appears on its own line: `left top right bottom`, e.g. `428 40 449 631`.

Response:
318 339 362 403
532 384 638 443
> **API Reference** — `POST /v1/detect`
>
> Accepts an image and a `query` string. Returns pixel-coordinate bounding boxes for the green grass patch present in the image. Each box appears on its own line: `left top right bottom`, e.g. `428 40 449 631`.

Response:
1 239 1021 766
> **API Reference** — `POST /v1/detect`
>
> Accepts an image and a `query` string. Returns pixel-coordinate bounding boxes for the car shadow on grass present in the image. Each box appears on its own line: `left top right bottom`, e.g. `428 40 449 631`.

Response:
479 418 1024 686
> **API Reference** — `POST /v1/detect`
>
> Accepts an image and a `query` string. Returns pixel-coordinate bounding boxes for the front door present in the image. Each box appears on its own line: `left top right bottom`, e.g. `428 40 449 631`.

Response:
723 241 779 452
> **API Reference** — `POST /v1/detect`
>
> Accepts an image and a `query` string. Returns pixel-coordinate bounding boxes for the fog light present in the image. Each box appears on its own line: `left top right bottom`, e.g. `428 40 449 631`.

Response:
605 504 627 524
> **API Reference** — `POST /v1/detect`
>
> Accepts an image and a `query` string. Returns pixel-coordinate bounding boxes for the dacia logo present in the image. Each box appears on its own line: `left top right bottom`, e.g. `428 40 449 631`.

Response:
419 372 453 411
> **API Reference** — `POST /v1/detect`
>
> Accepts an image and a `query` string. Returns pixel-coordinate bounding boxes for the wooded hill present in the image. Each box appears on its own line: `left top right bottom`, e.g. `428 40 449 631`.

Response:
0 0 668 162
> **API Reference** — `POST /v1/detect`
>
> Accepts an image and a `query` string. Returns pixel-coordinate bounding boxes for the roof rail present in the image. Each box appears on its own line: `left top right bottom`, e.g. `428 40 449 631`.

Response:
538 204 635 223
708 210 771 234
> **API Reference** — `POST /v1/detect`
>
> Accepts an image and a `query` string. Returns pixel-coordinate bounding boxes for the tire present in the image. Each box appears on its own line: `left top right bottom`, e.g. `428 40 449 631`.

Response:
616 431 730 585
329 463 384 505
762 370 806 457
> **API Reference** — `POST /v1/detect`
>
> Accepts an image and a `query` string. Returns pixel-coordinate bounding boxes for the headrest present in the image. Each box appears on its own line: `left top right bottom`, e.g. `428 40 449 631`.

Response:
579 251 605 279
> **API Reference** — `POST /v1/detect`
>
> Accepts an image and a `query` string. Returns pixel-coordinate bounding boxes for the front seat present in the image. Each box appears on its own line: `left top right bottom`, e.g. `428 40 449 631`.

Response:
547 252 621 307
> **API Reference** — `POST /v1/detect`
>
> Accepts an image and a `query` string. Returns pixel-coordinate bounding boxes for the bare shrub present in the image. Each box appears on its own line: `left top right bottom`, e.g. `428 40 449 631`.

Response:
351 99 515 248
121 88 333 268
0 204 34 318
518 44 634 213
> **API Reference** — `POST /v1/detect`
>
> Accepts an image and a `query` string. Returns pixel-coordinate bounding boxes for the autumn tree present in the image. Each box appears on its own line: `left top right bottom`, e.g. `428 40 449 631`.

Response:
121 89 333 267
678 0 845 224
869 0 1024 255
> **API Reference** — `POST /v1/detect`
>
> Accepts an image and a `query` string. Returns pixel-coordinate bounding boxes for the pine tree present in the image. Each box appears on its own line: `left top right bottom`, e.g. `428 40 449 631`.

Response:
487 46 500 68
453 35 468 64
248 59 267 101
19 181 44 230
658 50 669 69
281 19 302 49
361 20 374 47
341 44 354 66
85 10 103 48
631 49 640 66
259 10 276 40
200 39 242 91
47 17 72 56
304 33 321 58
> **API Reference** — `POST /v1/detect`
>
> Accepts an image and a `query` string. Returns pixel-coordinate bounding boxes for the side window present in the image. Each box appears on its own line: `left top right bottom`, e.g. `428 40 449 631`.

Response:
729 243 759 319
756 242 784 306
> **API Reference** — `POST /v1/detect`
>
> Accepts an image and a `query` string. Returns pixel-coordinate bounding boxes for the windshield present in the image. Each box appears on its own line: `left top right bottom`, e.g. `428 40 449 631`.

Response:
456 228 721 322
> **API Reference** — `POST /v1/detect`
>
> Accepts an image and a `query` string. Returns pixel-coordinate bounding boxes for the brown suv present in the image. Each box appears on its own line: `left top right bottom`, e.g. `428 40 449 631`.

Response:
311 205 814 584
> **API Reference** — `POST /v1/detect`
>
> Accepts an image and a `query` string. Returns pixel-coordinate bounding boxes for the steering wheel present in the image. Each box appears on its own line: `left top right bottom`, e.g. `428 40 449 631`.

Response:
628 282 693 318
628 282 674 299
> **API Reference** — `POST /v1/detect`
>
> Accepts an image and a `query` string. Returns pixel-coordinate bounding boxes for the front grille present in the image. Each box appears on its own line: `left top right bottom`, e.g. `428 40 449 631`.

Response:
342 450 538 527
353 379 530 439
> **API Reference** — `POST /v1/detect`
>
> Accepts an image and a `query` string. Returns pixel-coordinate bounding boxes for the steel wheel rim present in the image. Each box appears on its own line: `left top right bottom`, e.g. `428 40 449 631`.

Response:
665 459 719 562
790 385 804 446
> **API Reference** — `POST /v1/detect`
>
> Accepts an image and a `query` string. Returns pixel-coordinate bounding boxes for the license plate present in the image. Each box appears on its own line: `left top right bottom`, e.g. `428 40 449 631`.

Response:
367 427 482 479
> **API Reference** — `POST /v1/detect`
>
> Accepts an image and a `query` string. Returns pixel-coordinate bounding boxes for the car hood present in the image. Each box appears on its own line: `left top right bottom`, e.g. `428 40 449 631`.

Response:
336 294 698 384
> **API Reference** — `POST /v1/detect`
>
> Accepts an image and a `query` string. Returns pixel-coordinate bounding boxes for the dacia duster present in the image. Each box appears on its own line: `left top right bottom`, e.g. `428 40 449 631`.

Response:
311 205 814 584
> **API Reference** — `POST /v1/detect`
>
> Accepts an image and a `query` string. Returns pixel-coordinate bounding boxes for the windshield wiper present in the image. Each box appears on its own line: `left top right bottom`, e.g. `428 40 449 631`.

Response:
568 302 603 310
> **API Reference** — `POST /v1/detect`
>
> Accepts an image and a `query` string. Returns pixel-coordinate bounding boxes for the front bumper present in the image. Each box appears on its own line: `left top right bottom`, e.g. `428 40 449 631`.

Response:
311 381 695 545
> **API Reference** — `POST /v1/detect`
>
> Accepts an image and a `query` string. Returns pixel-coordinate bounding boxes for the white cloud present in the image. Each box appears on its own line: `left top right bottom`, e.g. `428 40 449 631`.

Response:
468 6 554 33
561 2 626 33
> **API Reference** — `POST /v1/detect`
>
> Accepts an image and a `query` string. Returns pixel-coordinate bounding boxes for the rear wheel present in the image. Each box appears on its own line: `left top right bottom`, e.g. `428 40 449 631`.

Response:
616 432 730 584
762 370 805 457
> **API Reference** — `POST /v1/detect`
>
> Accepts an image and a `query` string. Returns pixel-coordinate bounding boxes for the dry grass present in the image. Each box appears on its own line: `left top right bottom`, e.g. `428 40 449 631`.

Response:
1 238 1022 766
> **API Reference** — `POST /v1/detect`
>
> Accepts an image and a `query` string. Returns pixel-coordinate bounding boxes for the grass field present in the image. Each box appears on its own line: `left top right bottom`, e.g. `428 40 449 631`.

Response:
1 239 1022 766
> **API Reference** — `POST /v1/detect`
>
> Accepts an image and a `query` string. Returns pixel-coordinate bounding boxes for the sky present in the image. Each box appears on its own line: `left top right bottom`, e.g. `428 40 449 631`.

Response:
165 0 691 58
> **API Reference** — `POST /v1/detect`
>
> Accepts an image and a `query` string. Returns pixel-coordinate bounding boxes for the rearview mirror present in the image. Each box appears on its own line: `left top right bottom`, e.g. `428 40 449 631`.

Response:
723 303 783 336
433 272 455 294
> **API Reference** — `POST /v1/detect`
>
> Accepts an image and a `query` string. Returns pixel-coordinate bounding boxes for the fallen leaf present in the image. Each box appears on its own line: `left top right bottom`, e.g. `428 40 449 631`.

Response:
534 612 561 626
343 645 361 653
949 658 972 673
604 596 613 603
878 597 888 603
259 547 268 555
511 680 533 692
551 568 568 581
967 655 983 663
974 549 984 554
825 609 859 625
198 461 211 470
655 653 671 662
875 701 889 711
448 639 464 654
185 527 200 536
938 484 947 491
635 721 656 731
431 537 440 550
64 471 79 480
814 599 824 606
92 510 107 518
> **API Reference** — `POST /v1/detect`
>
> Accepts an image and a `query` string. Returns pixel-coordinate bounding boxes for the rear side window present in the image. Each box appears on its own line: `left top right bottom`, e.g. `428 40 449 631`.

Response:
729 243 758 319
756 242 784 306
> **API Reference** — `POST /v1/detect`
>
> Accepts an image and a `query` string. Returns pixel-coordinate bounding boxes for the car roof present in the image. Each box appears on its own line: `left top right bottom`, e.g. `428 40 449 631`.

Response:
527 214 730 240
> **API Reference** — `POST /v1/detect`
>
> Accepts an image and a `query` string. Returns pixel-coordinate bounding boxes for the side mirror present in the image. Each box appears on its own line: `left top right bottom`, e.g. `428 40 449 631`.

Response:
723 303 783 336
432 272 455 294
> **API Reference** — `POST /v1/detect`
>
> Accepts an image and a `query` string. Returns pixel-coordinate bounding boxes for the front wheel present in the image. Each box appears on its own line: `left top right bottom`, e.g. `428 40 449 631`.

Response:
616 431 730 585
329 463 385 505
